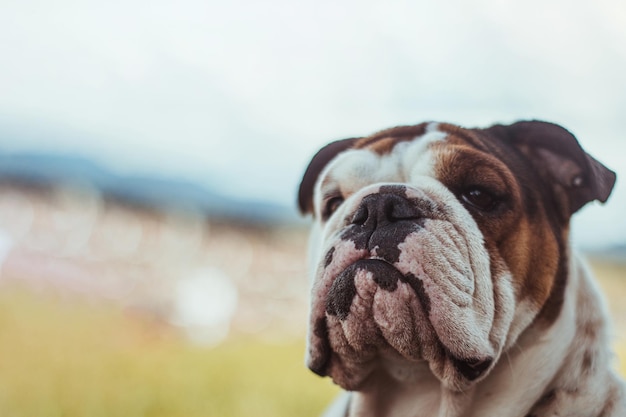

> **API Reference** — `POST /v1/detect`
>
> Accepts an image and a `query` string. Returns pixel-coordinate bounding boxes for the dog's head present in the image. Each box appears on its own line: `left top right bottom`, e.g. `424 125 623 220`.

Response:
298 121 615 391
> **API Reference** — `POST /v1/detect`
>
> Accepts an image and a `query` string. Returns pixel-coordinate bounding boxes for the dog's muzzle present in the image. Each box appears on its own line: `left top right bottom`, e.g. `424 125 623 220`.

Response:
326 189 431 322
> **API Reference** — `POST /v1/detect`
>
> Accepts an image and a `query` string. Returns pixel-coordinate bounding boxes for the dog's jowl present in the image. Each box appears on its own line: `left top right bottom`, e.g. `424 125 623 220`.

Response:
298 121 625 417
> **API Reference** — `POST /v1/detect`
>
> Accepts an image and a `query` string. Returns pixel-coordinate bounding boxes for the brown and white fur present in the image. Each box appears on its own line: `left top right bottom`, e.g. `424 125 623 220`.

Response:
297 121 625 417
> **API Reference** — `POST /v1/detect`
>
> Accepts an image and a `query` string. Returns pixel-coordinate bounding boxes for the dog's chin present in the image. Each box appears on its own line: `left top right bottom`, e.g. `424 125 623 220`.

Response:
307 258 431 388
308 258 494 391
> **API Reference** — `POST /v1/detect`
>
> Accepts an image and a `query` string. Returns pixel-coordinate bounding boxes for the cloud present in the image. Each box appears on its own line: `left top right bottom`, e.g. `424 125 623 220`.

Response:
0 0 624 245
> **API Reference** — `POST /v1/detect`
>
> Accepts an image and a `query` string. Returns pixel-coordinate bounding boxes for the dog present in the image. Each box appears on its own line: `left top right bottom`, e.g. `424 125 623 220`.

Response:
297 121 624 417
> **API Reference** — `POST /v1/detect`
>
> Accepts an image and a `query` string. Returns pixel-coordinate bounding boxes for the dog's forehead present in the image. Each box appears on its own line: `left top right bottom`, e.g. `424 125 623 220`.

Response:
319 123 479 193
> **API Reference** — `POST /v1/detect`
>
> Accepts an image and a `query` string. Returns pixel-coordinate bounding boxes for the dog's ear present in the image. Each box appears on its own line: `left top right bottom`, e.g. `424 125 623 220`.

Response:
298 138 358 215
485 120 616 216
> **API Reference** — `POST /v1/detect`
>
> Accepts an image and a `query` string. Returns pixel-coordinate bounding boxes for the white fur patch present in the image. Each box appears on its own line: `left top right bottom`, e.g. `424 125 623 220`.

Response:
314 129 444 221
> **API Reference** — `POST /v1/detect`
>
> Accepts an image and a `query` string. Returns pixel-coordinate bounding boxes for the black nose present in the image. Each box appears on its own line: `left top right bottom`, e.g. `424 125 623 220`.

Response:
351 191 420 227
340 186 424 260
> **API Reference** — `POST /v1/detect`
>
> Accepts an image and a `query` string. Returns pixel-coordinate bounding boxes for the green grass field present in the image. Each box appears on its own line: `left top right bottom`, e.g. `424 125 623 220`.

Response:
0 289 339 417
0 260 624 417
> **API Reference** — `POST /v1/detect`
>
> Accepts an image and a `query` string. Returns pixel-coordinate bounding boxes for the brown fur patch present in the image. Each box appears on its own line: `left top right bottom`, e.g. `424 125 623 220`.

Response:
532 230 568 325
431 130 562 315
438 123 490 151
359 137 398 154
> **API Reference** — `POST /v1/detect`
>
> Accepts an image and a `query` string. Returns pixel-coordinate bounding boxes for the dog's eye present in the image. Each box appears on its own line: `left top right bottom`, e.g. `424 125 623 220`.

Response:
461 187 499 211
322 196 345 220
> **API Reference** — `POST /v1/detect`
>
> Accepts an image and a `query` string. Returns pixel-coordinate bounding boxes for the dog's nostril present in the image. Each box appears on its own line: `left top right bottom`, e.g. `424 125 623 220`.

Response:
466 358 492 369
351 205 369 225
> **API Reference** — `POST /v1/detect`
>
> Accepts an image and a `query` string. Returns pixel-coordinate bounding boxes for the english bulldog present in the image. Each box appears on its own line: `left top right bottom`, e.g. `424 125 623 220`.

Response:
297 121 625 417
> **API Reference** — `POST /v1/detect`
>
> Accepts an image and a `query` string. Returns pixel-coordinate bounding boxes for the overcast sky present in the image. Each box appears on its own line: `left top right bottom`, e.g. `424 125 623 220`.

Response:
0 0 624 248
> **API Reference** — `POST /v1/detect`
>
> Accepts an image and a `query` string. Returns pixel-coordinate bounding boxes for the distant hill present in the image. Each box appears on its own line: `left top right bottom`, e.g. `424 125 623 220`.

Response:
0 151 303 225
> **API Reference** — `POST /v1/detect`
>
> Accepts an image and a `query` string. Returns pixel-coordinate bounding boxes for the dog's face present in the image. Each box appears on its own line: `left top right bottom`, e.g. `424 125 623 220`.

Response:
298 121 615 392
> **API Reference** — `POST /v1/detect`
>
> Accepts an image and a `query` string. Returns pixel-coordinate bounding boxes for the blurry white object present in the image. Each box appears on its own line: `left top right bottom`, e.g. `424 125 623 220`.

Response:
0 229 13 268
170 267 238 346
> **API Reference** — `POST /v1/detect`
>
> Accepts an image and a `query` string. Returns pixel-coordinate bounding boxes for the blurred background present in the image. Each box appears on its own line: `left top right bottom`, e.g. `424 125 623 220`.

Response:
0 1 624 416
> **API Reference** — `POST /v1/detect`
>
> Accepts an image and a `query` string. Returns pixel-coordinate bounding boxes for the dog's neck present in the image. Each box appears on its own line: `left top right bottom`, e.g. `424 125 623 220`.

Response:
345 256 623 417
